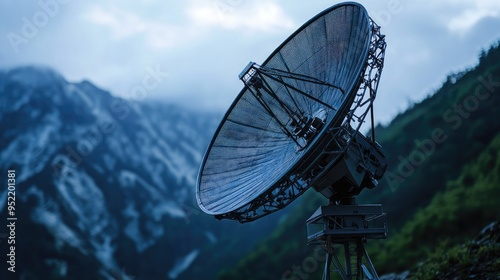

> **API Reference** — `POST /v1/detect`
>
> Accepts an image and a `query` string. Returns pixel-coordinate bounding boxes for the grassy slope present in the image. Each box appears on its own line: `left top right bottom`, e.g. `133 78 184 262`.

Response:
372 132 500 273
219 41 500 279
412 221 500 279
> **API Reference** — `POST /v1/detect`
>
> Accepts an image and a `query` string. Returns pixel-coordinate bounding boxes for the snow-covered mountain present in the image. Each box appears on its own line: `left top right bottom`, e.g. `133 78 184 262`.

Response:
0 66 222 279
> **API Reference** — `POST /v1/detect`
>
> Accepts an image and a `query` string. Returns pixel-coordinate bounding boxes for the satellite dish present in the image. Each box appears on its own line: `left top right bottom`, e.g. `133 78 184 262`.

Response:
197 2 386 222
197 2 388 279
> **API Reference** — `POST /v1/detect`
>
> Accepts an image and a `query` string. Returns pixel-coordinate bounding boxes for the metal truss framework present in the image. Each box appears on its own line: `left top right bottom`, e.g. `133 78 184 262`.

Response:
306 203 387 280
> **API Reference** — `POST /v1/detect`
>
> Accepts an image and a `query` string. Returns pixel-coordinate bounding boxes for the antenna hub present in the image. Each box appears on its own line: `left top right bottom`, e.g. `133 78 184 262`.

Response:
289 108 327 151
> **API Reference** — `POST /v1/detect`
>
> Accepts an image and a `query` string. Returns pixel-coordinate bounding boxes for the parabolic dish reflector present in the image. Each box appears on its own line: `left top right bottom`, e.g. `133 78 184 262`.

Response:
197 3 372 217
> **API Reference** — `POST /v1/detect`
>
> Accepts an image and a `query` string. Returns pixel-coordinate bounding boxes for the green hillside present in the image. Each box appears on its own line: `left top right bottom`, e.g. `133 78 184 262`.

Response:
372 132 500 274
218 40 500 279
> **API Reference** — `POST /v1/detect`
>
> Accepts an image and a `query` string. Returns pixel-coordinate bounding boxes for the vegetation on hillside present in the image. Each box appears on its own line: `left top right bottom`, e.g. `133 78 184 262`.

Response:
371 132 500 272
412 221 500 279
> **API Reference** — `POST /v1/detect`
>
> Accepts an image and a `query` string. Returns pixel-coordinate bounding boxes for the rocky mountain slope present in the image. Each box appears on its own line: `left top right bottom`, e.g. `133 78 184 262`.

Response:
0 66 264 279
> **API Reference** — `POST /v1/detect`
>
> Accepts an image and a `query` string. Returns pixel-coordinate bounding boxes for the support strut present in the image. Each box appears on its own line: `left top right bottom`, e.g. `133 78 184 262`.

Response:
307 200 387 280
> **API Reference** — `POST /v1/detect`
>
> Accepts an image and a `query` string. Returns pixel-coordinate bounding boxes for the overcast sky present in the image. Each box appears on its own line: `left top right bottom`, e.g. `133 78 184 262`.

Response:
1 0 500 124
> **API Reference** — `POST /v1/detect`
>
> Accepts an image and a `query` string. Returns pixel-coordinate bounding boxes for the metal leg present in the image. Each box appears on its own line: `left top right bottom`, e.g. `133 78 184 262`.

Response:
323 251 331 280
321 239 380 280
361 242 379 280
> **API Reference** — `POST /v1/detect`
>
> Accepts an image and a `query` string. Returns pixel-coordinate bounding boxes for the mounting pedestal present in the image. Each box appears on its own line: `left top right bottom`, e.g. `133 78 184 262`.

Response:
307 201 387 280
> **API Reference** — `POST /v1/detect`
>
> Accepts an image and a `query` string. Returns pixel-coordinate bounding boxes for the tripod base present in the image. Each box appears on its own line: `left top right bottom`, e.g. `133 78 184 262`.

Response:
323 238 378 280
307 203 387 280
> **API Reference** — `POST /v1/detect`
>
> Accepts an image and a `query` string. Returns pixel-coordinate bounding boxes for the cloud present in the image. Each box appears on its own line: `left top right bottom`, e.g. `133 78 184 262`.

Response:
407 0 500 35
85 5 186 49
446 1 500 33
187 0 294 32
86 6 146 39
84 0 294 51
